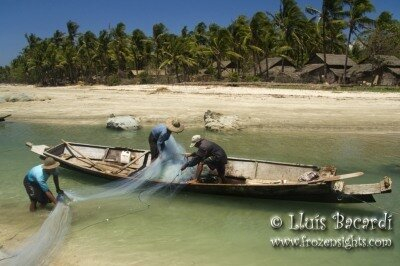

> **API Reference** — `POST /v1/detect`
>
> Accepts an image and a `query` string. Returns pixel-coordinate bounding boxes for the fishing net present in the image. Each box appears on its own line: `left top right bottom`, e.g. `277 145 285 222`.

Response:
0 202 71 266
65 135 194 202
1 135 193 265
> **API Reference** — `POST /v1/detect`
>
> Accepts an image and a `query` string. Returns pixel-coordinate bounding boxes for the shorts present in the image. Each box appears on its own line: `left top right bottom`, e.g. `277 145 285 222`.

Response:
204 158 226 177
23 176 50 204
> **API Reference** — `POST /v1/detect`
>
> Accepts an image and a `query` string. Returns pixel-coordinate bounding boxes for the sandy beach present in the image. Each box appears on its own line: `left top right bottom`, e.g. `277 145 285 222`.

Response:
1 84 400 133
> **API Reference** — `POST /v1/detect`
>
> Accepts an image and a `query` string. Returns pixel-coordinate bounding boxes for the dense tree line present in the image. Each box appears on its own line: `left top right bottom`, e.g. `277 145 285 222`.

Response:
0 0 399 85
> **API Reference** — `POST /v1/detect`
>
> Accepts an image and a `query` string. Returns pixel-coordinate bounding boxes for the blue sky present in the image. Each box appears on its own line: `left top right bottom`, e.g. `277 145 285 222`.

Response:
0 0 398 66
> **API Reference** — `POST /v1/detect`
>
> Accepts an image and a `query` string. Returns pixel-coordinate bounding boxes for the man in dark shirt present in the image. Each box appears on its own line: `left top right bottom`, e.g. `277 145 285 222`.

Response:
181 135 228 183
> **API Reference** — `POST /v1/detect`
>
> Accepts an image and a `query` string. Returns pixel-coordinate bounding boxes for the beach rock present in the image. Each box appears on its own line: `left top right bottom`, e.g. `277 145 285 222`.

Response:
5 93 35 102
106 115 141 130
203 110 242 132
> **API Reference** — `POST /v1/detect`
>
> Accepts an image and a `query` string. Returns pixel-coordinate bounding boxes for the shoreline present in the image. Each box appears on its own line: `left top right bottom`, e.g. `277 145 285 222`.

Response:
1 84 400 134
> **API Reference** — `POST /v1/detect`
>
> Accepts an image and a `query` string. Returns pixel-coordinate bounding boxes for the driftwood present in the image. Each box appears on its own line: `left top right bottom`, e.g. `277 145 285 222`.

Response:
0 114 11 122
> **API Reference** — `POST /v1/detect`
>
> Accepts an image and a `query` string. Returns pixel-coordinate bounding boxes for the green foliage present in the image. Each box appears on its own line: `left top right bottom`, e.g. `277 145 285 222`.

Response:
244 75 261 82
0 66 10 83
137 71 152 84
105 74 121 86
228 72 239 82
2 1 398 87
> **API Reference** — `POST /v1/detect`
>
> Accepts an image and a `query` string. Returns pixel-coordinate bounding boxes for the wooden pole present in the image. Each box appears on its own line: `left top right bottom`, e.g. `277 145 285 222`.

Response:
112 151 149 174
308 172 364 184
61 139 105 172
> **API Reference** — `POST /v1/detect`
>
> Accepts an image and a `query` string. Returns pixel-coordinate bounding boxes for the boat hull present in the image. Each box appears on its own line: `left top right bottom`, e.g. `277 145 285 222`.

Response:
27 141 392 203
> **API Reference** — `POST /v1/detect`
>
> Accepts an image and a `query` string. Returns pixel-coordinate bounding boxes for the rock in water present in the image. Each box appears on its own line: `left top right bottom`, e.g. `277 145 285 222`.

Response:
203 110 242 132
106 115 141 130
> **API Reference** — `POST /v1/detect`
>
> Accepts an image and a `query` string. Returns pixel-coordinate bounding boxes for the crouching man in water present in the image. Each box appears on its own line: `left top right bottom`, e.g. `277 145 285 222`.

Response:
148 118 185 161
181 135 228 183
23 157 64 212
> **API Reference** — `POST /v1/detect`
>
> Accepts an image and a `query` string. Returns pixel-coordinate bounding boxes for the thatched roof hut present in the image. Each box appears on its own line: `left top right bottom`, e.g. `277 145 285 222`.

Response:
359 55 400 67
212 61 235 70
349 55 400 85
299 53 356 83
307 53 356 68
259 57 295 74
299 64 345 84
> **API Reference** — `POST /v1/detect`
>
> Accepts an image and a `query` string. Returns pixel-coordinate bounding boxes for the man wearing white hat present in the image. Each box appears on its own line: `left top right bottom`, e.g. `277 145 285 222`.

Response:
23 157 63 212
181 135 228 183
148 118 184 161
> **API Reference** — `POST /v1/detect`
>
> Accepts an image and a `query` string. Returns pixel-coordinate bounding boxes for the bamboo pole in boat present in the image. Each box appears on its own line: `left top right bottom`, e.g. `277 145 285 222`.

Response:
112 152 149 174
61 139 105 172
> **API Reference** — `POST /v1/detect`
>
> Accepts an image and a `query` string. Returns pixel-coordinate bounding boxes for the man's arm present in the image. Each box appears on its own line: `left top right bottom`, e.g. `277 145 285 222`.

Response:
157 132 169 152
45 191 57 205
53 175 63 194
37 180 57 204
181 156 202 170
188 152 196 157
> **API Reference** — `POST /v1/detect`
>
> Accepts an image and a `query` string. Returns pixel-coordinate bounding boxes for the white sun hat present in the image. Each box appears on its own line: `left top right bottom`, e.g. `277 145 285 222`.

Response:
190 135 202 148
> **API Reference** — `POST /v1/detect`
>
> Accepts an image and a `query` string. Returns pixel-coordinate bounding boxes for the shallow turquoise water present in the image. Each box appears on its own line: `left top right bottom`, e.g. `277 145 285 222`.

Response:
0 122 399 265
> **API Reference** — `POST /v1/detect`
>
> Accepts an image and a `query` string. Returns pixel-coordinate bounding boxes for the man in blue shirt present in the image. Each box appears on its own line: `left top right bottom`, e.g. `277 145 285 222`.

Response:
148 118 184 161
23 157 63 212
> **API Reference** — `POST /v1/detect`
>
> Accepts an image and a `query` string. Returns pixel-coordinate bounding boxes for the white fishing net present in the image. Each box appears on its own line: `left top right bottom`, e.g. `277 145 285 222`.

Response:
1 135 194 265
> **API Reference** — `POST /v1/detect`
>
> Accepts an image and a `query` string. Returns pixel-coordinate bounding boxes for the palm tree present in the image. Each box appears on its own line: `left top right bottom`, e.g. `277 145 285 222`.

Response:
63 21 80 83
152 23 168 74
250 12 274 77
342 0 374 83
160 34 197 82
61 39 78 84
306 0 345 77
206 24 240 79
194 22 208 46
131 29 148 74
24 33 41 49
109 23 132 74
51 30 65 47
270 0 308 70
96 30 113 76
77 31 98 81
42 41 66 85
229 16 252 76
66 20 79 44
366 12 400 58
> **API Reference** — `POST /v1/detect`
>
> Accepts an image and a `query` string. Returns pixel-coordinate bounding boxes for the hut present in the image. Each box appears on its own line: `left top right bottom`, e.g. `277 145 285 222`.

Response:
257 57 296 79
209 60 236 78
300 53 356 83
352 55 400 86
347 64 375 84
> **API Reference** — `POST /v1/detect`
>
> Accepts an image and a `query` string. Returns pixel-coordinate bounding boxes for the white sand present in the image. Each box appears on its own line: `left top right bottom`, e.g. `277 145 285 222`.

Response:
1 84 400 132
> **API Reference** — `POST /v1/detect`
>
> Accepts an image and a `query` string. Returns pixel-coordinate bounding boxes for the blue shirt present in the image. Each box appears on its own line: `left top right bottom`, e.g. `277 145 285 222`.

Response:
151 124 171 151
26 165 59 192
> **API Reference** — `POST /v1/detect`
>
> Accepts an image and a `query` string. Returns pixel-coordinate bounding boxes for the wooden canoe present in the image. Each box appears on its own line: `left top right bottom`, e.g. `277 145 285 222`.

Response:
26 141 392 203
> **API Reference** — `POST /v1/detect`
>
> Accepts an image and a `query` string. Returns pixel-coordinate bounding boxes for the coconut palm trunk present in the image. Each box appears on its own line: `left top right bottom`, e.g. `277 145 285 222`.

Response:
322 12 328 79
265 57 269 79
343 25 353 83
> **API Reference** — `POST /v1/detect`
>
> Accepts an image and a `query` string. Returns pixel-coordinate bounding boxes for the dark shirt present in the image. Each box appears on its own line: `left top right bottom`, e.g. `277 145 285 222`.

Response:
186 139 227 167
